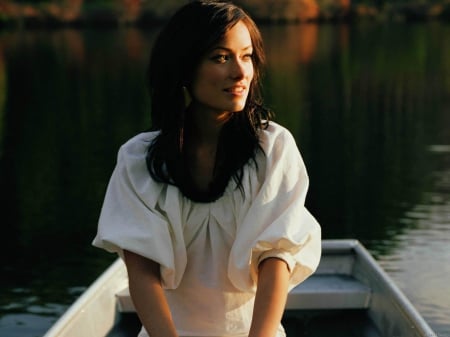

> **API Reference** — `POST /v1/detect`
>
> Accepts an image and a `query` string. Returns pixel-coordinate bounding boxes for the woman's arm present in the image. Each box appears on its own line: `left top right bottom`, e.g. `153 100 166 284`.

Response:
249 257 290 337
123 250 178 337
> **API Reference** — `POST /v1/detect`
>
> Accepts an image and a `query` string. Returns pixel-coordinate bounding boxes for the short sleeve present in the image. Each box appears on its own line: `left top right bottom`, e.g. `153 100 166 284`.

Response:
229 123 321 292
92 133 187 289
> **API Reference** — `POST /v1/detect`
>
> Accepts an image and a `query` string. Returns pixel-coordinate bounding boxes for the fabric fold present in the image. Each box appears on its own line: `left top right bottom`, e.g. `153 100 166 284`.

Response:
228 124 321 292
92 132 187 289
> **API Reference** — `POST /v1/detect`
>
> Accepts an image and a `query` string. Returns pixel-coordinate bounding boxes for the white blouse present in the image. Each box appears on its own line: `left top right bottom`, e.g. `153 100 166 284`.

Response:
93 122 321 337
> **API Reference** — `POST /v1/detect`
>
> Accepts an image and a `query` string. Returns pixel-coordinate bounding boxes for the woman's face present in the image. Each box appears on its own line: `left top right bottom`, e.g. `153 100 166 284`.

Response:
191 20 254 118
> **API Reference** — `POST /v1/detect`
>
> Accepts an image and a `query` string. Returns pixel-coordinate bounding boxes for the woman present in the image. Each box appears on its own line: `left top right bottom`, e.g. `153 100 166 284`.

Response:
93 1 321 337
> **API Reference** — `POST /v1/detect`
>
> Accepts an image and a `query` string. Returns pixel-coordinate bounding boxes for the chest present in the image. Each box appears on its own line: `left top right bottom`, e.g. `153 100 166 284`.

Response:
181 201 237 250
187 146 216 192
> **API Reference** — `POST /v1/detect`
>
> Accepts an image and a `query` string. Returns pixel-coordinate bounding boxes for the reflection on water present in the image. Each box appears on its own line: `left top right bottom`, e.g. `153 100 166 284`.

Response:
376 150 450 333
0 23 449 336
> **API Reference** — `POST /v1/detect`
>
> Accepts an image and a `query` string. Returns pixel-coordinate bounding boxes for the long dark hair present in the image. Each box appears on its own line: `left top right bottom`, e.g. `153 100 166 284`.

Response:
146 0 272 202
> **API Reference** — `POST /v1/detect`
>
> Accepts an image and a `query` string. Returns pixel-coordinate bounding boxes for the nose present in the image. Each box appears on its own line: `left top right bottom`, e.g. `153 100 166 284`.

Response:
230 59 246 80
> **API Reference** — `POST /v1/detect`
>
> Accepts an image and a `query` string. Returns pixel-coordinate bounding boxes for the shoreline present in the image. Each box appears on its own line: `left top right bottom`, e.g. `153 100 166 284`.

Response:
0 1 449 30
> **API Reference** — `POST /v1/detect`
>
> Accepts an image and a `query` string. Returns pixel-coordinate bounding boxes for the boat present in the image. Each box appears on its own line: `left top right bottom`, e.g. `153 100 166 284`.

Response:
43 239 435 337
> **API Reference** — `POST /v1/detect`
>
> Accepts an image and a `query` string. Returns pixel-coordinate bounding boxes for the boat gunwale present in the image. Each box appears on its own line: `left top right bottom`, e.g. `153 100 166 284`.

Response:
350 241 436 337
43 258 126 337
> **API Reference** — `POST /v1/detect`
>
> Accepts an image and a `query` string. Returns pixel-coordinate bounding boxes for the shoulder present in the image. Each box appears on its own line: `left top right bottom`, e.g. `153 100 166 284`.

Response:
112 131 160 179
120 131 159 155
259 121 298 154
255 121 306 175
117 131 160 162
111 131 164 202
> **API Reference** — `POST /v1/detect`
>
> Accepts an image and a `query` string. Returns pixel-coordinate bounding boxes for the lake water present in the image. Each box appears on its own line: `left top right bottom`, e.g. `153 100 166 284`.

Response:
0 22 449 337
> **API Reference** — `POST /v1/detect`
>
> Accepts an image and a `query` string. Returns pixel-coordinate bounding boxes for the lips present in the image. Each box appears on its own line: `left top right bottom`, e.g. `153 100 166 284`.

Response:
224 85 246 95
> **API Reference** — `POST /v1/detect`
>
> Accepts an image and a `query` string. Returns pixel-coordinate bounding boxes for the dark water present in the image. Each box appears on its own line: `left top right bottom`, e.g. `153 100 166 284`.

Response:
0 23 448 337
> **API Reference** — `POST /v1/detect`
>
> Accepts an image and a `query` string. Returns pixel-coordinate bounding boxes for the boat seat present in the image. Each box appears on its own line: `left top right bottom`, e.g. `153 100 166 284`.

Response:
286 274 371 310
115 274 371 313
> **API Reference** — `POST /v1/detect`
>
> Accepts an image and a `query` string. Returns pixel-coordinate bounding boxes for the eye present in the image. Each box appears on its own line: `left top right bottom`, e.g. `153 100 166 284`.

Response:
211 54 229 64
242 53 253 61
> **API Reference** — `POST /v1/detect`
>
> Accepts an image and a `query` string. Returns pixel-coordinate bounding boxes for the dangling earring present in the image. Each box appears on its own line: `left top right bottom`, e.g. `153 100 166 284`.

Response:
179 127 184 152
183 86 192 109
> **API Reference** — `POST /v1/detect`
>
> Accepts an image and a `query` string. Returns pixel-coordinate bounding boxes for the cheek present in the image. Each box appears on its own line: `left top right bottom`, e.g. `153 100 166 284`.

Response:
244 61 255 82
192 67 224 94
197 65 226 83
248 64 255 80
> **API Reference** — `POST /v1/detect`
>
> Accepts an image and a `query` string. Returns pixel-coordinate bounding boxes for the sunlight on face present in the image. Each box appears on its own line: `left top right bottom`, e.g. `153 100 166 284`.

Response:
191 21 254 119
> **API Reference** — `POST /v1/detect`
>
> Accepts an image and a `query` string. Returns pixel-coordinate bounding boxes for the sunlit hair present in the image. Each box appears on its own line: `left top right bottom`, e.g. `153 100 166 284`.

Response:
146 0 272 202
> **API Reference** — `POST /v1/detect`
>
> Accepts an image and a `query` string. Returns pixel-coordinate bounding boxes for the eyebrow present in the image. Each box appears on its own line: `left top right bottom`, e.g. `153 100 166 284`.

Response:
211 45 253 52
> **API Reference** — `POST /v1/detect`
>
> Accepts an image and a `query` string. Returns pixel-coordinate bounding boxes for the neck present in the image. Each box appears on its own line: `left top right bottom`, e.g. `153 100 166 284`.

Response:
187 106 232 145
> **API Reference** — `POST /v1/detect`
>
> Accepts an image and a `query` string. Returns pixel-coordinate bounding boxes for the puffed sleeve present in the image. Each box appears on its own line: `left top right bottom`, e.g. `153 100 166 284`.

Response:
92 133 187 289
229 123 321 292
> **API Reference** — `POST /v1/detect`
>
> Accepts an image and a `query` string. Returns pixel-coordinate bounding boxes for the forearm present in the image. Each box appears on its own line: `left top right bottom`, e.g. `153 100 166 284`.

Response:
124 250 178 337
249 257 290 337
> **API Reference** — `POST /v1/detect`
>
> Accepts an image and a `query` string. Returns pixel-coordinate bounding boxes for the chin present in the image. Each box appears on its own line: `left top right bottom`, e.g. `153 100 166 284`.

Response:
229 105 245 113
207 98 248 114
228 100 248 112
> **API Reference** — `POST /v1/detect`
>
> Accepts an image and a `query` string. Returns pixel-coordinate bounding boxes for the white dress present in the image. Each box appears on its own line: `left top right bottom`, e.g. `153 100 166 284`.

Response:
92 122 321 337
